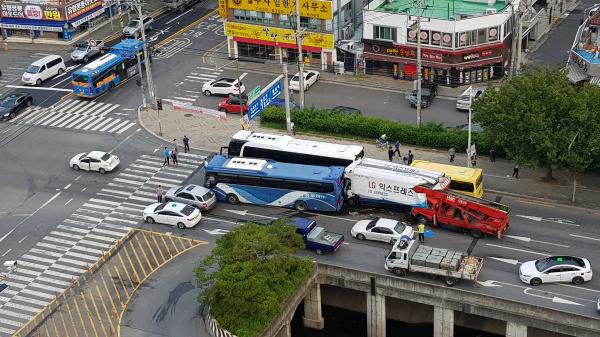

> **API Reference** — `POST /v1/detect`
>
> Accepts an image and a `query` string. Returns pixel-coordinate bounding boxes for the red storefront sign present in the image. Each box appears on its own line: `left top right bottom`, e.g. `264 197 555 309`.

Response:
1 3 63 21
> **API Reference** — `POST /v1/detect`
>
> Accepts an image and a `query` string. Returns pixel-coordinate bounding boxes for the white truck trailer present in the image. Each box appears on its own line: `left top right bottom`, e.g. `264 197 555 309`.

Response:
343 157 449 207
384 238 483 286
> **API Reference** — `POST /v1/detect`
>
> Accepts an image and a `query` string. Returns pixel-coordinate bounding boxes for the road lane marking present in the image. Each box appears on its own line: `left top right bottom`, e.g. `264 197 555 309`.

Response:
64 183 72 189
569 233 600 241
18 235 28 243
65 198 73 206
503 234 569 248
5 85 71 92
166 8 193 24
485 243 550 256
2 249 11 257
0 191 62 243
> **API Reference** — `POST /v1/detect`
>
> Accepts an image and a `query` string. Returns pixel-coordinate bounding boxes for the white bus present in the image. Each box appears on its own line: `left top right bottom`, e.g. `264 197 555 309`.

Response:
223 130 364 167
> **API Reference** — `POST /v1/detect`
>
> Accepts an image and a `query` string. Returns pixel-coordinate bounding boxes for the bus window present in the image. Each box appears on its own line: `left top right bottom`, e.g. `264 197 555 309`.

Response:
449 180 475 193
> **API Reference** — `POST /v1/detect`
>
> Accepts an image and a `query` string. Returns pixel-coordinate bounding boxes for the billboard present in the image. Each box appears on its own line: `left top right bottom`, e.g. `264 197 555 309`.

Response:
224 22 334 49
227 0 332 19
64 0 102 20
1 3 63 21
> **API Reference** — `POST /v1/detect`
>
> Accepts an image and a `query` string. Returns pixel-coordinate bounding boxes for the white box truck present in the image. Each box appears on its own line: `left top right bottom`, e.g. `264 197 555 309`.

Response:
343 158 449 207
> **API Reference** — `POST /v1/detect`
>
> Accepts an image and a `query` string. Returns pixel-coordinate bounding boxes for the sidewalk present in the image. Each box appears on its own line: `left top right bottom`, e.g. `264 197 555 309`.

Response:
139 105 600 209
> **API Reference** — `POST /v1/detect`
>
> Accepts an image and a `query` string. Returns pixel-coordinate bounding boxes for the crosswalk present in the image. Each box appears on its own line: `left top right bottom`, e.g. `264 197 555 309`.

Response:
165 66 225 106
0 151 205 336
9 99 136 134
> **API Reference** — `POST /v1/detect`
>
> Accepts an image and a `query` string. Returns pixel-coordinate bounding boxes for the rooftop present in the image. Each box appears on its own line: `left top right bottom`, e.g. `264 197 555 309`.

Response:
375 0 509 20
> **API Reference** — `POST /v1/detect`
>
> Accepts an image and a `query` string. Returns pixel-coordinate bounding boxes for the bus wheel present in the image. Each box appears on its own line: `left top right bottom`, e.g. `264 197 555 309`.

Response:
294 201 308 212
226 193 239 205
346 197 358 206
470 229 483 238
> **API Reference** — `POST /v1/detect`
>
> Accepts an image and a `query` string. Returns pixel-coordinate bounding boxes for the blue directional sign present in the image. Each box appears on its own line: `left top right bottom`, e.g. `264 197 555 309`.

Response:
247 78 282 121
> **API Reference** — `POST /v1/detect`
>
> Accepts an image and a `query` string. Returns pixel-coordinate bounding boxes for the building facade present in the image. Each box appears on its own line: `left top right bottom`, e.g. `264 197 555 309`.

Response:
567 4 600 86
219 0 342 69
0 0 116 41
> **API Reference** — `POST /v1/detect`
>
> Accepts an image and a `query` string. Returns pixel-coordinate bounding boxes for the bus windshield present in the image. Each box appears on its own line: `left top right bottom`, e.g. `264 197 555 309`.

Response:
72 74 89 83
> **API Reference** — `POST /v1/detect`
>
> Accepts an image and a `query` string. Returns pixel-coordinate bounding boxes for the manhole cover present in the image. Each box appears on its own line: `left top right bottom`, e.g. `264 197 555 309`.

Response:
184 114 193 117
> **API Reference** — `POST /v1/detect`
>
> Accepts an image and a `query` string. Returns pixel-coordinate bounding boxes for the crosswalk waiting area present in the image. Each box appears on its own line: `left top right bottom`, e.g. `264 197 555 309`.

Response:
0 152 205 336
9 99 136 134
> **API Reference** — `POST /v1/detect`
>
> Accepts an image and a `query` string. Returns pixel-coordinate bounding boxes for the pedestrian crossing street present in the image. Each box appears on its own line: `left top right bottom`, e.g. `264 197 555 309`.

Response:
0 151 205 336
9 99 136 134
164 66 224 105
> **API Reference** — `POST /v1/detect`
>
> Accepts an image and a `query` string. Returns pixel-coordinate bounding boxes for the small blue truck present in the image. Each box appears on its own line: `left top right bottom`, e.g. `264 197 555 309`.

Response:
288 217 344 255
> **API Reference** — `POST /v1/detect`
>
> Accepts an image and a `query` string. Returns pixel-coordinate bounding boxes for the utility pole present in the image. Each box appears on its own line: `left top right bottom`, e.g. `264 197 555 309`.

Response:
515 7 523 74
134 1 157 108
510 0 518 76
467 85 473 168
134 31 147 108
283 63 293 135
295 0 305 110
415 0 423 127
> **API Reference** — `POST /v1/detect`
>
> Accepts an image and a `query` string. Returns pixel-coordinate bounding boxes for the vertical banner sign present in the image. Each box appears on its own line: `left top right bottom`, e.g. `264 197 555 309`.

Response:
218 0 227 17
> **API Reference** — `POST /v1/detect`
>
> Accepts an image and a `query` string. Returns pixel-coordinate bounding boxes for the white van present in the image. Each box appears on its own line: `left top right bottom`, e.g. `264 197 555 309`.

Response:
456 87 483 111
22 55 66 86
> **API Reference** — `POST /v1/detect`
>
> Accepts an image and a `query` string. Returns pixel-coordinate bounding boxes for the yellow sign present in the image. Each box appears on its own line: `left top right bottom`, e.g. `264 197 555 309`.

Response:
218 0 227 17
227 0 332 19
224 22 333 49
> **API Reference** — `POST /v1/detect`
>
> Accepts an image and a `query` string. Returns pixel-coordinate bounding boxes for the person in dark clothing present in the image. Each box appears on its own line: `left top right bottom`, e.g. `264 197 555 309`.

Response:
388 145 394 162
171 149 178 165
513 164 520 179
157 185 164 203
489 148 496 163
407 150 414 165
183 135 190 153
393 140 401 158
470 155 477 167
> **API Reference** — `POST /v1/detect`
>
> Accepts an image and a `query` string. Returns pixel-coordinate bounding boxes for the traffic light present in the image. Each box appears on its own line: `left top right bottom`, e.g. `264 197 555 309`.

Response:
156 98 163 110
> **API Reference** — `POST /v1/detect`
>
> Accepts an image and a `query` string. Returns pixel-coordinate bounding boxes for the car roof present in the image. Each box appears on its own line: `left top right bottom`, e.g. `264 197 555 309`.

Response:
87 151 108 159
183 184 210 195
215 78 236 83
3 93 27 100
31 55 62 66
375 218 398 229
161 202 188 212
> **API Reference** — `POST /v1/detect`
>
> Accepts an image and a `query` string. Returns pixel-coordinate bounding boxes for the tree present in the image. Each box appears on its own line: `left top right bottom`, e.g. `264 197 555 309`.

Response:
473 67 600 180
195 220 312 337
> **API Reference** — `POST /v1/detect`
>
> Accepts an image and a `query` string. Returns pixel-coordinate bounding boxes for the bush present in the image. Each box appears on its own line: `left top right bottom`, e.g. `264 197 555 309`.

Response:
260 106 500 155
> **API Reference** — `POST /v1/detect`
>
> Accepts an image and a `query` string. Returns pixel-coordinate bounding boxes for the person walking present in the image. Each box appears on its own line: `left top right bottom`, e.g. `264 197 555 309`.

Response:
162 147 170 166
513 163 520 179
171 149 178 165
393 140 401 158
172 139 179 154
417 222 425 243
388 145 394 162
183 135 190 153
157 185 164 203
489 148 496 163
448 147 456 163
407 150 414 165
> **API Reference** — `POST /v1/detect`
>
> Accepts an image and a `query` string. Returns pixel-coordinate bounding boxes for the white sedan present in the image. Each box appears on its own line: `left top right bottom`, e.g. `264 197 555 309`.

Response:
351 218 414 244
143 202 202 229
289 70 320 91
69 151 119 174
202 78 245 97
519 256 592 286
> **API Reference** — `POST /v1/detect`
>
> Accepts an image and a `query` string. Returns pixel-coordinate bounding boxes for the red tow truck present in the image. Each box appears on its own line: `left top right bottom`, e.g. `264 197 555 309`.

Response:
411 186 510 239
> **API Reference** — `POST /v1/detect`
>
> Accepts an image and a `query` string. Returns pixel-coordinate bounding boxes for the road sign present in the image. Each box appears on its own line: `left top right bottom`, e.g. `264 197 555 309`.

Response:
88 39 97 47
248 85 261 101
247 76 282 121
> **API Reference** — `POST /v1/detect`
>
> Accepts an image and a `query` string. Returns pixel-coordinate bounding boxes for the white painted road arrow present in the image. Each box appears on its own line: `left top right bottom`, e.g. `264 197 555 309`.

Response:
515 214 579 227
488 257 520 265
523 288 583 306
504 235 569 248
202 228 230 235
477 280 502 287
224 209 278 219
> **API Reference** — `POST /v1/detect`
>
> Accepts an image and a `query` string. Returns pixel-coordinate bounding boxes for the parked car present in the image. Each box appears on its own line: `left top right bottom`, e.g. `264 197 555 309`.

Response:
123 16 154 36
22 55 66 86
329 106 362 115
456 87 484 111
163 0 198 11
519 256 593 286
164 184 217 211
218 97 248 114
71 40 105 63
406 82 438 108
0 93 33 120
351 218 414 244
202 78 245 97
289 70 320 91
69 151 120 173
143 202 202 229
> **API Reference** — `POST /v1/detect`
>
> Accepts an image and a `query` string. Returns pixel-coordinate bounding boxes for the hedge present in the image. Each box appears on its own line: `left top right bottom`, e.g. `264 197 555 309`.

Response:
259 107 501 155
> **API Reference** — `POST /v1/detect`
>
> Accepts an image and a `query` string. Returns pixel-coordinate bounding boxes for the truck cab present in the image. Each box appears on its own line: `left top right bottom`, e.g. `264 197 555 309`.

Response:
289 217 344 255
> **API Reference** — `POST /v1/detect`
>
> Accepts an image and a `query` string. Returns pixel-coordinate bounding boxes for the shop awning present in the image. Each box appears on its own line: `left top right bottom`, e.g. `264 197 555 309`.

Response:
69 7 105 27
567 63 589 83
589 76 600 87
0 18 65 32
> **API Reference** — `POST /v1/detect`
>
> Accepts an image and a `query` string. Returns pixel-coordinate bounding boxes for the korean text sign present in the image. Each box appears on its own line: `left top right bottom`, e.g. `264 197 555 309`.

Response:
227 0 332 19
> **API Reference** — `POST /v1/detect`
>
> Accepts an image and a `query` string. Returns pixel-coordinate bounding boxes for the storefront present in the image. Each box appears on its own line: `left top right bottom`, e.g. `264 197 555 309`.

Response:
363 39 510 86
1 0 105 41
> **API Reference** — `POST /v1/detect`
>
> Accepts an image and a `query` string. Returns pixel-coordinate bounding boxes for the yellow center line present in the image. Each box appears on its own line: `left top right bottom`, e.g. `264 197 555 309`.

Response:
106 268 125 308
80 292 100 337
151 233 167 263
117 252 137 288
167 234 181 254
134 235 155 272
51 315 61 337
58 309 71 337
142 232 161 267
113 265 131 300
123 244 143 282
96 284 116 335
88 291 108 337
159 234 174 258
127 243 148 278
155 8 218 49
73 295 90 337
65 301 80 337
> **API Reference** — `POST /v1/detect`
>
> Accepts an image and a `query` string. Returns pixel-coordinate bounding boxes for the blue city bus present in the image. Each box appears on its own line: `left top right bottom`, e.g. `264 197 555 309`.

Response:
204 155 345 212
71 39 144 98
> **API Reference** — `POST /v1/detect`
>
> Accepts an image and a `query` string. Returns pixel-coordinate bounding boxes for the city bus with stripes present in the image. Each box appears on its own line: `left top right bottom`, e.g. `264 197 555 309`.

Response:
204 155 345 212
71 39 145 98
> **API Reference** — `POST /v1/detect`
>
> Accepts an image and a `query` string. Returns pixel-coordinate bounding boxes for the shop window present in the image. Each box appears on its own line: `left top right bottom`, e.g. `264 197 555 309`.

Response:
300 17 322 30
374 25 396 41
279 14 293 27
233 9 274 24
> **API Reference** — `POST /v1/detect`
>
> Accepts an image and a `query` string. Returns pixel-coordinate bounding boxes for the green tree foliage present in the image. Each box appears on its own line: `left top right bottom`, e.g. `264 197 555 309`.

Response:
195 220 312 337
473 67 600 179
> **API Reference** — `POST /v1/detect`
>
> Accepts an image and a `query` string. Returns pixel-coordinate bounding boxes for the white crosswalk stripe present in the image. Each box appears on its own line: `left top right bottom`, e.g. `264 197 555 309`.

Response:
0 152 206 335
8 99 136 134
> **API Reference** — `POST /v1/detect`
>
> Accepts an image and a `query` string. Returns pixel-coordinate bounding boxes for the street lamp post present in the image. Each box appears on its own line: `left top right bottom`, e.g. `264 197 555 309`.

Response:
568 132 579 203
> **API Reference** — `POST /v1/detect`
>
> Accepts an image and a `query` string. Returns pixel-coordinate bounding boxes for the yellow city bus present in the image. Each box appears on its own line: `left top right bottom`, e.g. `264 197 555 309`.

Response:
411 160 484 198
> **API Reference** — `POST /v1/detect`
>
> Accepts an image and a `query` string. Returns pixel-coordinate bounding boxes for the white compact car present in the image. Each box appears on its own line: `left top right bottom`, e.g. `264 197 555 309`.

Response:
289 70 320 91
202 78 245 97
69 151 119 173
351 218 414 244
143 202 202 229
519 256 593 286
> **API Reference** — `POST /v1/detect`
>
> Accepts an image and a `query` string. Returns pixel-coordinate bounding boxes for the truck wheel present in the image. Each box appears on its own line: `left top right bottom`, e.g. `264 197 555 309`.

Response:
294 200 308 212
417 216 429 225
315 249 323 255
346 197 358 206
443 276 458 286
356 234 365 241
470 229 483 238
393 268 406 276
226 193 239 205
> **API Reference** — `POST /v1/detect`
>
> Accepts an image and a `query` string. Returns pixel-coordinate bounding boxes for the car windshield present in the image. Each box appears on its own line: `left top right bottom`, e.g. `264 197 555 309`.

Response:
365 220 377 230
127 21 139 28
26 65 40 74
534 256 583 271
291 75 299 82
154 203 165 212
72 74 90 83
75 46 88 52
79 153 89 160
201 191 214 200
175 187 184 193
394 222 406 234
1 97 16 107
101 153 111 161
181 205 196 216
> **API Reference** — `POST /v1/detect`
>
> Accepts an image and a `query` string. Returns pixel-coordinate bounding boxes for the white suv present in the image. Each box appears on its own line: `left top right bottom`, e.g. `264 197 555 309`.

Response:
22 55 66 86
123 16 154 36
